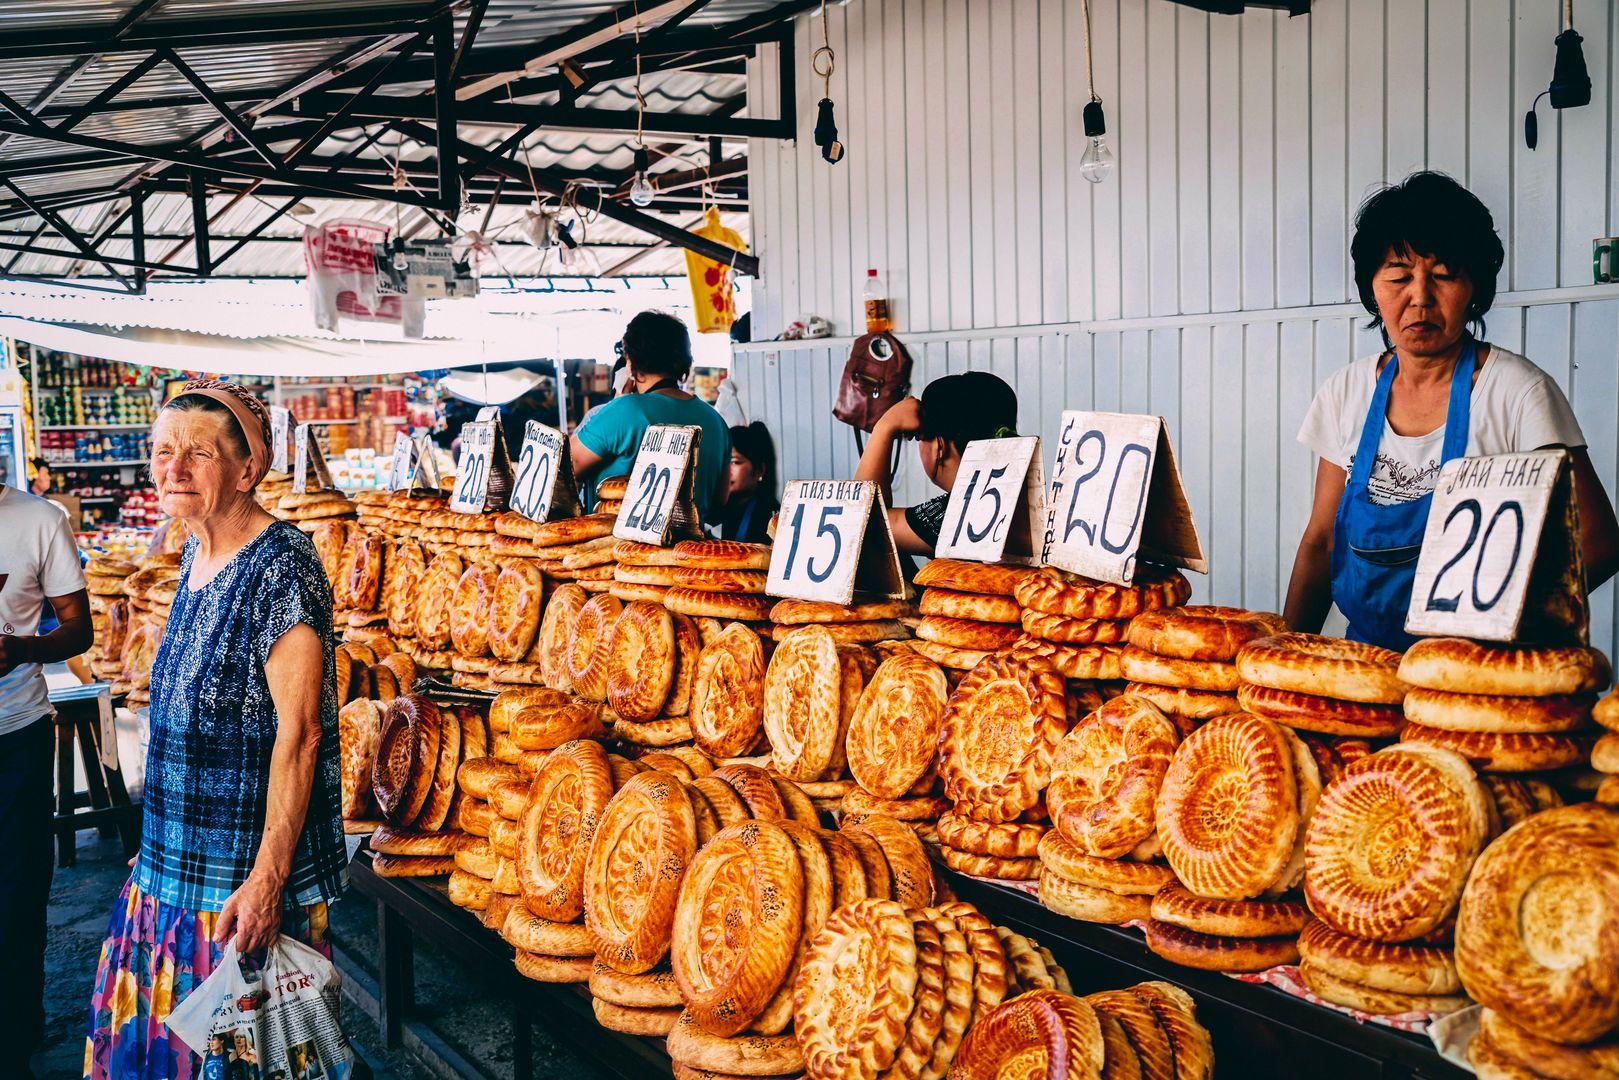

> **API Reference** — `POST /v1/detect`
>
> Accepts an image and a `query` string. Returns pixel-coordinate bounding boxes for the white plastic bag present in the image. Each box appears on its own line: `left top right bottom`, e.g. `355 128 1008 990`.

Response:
167 936 355 1080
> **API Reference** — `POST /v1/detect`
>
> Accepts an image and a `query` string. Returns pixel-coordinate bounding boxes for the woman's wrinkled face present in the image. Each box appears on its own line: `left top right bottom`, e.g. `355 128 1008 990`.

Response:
728 449 760 499
1373 248 1474 359
151 409 253 520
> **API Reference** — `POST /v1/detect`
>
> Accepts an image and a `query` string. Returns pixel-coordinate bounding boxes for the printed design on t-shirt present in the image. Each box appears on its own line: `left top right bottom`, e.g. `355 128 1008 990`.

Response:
1347 451 1443 505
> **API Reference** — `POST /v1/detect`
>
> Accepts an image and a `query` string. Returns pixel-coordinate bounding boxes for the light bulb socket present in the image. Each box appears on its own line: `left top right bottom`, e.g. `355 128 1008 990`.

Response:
1549 29 1592 109
1082 99 1107 138
633 146 650 173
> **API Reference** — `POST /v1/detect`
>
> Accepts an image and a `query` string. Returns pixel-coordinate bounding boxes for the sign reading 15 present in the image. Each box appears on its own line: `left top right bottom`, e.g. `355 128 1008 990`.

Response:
779 501 846 582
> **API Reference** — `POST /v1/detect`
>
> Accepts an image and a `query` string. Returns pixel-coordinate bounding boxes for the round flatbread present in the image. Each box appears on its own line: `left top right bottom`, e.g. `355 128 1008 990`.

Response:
845 652 950 800
938 654 1068 822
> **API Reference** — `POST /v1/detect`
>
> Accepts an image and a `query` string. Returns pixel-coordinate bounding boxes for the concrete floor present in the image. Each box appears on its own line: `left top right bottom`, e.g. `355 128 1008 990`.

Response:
36 833 616 1080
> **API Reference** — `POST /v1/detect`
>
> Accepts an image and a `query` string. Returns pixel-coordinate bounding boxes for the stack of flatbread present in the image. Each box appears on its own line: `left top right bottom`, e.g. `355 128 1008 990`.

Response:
839 649 952 837
367 694 489 880
1595 689 1619 804
908 558 1030 672
85 556 137 683
1038 694 1183 927
270 489 355 531
1395 638 1608 778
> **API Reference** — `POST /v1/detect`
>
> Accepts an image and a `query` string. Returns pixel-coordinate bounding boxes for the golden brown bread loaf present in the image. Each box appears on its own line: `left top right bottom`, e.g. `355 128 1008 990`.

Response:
1236 633 1406 704
584 770 698 974
761 626 844 782
1236 683 1405 737
670 539 772 570
845 652 950 800
371 695 442 827
1403 688 1597 734
792 898 919 1078
914 558 1036 596
1014 564 1192 619
1046 694 1179 858
947 989 1105 1079
1305 743 1487 942
1155 714 1299 900
1127 605 1289 662
1399 638 1611 697
770 596 914 624
338 698 383 820
915 615 1024 651
1149 882 1307 938
1297 919 1461 996
565 594 622 701
938 654 1068 823
917 588 1020 624
603 600 677 722
690 622 766 759
1455 802 1619 1045
1143 920 1300 972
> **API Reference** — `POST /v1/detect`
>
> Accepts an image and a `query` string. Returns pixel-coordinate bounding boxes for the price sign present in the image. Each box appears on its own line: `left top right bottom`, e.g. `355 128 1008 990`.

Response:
1041 410 1206 584
291 422 332 494
1405 449 1586 643
450 420 501 513
269 406 291 474
766 480 907 604
509 421 580 523
613 424 704 545
407 433 441 493
387 433 415 492
936 436 1046 564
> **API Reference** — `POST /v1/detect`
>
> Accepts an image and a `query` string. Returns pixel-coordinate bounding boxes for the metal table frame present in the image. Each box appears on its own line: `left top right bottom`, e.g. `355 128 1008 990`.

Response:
346 851 672 1080
949 875 1470 1080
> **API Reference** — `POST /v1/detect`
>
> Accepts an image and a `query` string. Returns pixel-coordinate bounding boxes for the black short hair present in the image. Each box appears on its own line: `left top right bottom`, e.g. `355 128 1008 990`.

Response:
620 310 693 379
729 421 777 497
918 371 1018 451
1351 171 1504 334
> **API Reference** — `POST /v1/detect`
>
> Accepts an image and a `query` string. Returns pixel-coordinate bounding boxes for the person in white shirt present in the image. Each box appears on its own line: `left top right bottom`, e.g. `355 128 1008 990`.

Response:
0 481 91 1072
1285 172 1619 648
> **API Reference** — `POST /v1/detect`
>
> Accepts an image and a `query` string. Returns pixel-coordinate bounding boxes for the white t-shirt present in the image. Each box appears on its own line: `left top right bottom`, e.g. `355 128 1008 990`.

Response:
1297 345 1585 505
0 484 89 734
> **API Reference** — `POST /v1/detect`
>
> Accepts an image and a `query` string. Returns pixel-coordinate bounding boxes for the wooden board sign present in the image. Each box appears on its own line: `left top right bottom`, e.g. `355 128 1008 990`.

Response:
509 420 580 523
387 433 415 492
406 433 441 494
766 479 907 604
269 406 291 474
1405 449 1587 644
291 422 332 494
612 424 703 545
936 436 1046 564
450 420 509 513
1041 410 1206 584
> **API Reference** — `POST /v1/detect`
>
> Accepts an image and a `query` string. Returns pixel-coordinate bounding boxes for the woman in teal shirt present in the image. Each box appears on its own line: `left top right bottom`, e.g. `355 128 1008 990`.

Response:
570 311 731 521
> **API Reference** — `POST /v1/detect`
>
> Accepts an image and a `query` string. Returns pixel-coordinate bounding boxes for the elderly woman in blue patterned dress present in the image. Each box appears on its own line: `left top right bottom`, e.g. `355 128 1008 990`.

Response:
84 380 345 1080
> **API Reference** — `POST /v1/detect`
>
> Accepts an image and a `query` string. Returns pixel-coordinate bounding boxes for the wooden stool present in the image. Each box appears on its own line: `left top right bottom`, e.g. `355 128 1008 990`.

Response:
51 685 140 867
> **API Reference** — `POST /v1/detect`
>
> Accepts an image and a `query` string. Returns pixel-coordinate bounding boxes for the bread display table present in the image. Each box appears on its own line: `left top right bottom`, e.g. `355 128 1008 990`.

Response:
947 873 1471 1080
51 682 139 867
346 849 672 1080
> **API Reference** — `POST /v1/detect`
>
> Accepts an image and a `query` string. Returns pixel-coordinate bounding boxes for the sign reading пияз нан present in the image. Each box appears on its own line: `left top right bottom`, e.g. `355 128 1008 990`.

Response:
765 479 906 605
1406 449 1587 644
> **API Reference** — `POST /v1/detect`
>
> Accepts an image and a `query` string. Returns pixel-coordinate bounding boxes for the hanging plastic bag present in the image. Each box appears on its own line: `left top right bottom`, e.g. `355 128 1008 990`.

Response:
167 937 355 1080
683 205 747 334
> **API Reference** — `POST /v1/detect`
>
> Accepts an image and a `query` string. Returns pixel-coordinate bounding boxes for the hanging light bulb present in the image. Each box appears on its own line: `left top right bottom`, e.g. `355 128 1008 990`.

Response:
629 146 656 207
391 239 409 271
1079 98 1114 184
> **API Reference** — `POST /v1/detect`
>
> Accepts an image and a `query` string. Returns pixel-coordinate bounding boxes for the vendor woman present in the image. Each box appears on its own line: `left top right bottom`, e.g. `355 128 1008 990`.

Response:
1284 171 1619 649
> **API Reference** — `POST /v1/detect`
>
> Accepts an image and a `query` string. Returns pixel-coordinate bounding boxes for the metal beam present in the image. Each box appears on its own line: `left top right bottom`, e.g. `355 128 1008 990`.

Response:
455 0 697 101
0 114 445 208
0 4 453 60
0 237 199 275
282 42 424 167
0 178 132 288
433 12 460 212
0 0 170 153
131 190 147 292
189 172 211 275
393 119 757 275
160 49 284 167
448 0 489 82
282 93 776 139
49 51 169 135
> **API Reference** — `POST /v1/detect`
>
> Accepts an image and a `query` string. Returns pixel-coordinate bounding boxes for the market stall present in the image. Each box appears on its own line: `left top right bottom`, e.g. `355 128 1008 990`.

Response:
8 1 1619 1078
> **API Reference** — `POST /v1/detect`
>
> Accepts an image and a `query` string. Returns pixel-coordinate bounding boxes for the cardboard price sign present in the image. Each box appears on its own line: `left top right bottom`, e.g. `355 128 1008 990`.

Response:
1042 410 1206 584
291 422 333 494
509 420 580 523
766 480 907 604
1405 449 1587 643
387 433 415 492
613 424 704 545
936 436 1046 564
450 420 508 513
269 406 291 474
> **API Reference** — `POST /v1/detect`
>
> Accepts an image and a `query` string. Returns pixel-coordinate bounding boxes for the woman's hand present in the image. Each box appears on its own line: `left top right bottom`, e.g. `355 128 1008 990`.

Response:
875 396 924 438
213 870 284 953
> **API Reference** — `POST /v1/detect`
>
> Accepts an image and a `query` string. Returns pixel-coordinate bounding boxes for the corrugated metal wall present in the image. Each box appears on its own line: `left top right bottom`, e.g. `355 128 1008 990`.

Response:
734 0 1619 651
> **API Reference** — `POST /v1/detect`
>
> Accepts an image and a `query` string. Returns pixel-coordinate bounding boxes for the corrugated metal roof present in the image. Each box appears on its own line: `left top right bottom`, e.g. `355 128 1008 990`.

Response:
0 0 782 280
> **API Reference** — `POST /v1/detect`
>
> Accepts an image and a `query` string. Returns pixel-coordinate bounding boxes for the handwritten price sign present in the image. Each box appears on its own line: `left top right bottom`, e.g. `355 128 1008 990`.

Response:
766 480 906 603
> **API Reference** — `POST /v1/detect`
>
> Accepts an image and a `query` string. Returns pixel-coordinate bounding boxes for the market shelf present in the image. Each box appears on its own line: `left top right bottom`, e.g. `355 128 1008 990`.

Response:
38 423 151 430
57 460 147 469
348 850 669 1080
947 874 1469 1080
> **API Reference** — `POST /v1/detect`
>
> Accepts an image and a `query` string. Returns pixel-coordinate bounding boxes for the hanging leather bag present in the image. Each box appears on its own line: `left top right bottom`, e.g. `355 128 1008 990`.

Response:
832 331 913 433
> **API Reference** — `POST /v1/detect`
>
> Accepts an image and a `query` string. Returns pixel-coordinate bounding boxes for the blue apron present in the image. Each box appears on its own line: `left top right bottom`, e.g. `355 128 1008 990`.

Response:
1330 341 1476 650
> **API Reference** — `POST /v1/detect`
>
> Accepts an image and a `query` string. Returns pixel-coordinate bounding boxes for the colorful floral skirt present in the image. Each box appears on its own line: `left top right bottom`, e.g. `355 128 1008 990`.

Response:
83 876 329 1080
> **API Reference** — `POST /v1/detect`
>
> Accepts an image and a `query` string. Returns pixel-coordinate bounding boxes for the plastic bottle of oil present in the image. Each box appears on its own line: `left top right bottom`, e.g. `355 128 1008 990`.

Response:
863 268 893 333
